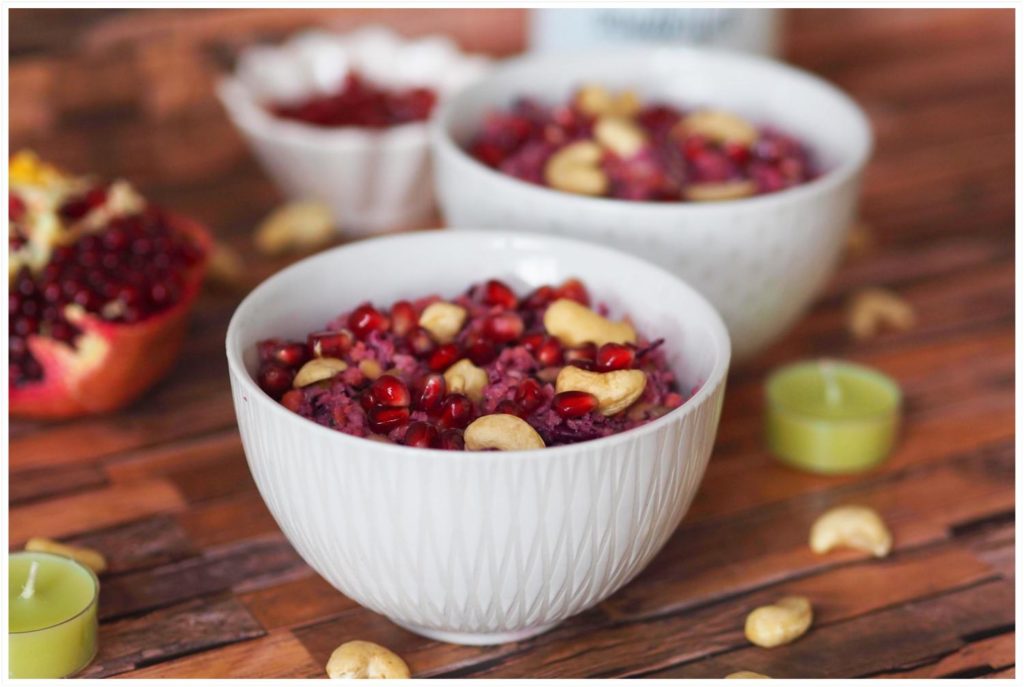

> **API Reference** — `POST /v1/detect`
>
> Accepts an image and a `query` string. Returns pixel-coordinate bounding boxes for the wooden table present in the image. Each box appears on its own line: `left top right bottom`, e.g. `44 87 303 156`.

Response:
9 8 1014 678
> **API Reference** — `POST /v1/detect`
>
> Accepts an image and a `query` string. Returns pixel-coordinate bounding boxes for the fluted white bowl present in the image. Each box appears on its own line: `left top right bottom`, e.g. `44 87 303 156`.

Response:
433 46 872 360
219 28 489 236
226 230 730 645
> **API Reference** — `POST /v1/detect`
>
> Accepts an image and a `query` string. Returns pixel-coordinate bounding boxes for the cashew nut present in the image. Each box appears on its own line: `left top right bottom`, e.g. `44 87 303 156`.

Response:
444 358 489 403
727 672 772 679
684 180 758 202
294 358 348 388
678 109 758 146
358 359 383 381
744 596 813 648
556 365 647 416
809 505 892 558
543 298 636 347
464 414 546 451
418 301 467 344
325 640 410 679
594 116 647 157
847 288 915 340
575 84 642 118
25 537 107 574
255 201 335 256
544 141 609 196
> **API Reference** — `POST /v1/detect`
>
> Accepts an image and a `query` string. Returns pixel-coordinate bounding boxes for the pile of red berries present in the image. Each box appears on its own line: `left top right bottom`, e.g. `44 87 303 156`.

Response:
271 72 437 129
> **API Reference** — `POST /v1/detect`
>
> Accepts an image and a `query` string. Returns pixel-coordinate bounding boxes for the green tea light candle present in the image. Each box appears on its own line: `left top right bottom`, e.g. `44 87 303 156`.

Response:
9 551 99 678
766 359 902 474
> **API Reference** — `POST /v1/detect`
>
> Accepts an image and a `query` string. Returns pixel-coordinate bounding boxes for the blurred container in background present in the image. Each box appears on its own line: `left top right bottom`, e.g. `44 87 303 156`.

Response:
529 8 781 57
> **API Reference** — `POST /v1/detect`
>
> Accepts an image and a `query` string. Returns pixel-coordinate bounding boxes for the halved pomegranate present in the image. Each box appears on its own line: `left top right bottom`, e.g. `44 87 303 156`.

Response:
9 153 210 419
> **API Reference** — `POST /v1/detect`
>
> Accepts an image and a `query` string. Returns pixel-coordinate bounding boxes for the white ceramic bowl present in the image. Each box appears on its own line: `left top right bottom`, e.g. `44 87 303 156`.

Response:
219 28 488 236
226 230 730 645
433 46 872 360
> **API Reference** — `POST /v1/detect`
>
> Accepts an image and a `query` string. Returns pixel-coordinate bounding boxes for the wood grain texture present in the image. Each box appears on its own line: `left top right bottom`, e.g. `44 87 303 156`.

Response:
7 7 1013 679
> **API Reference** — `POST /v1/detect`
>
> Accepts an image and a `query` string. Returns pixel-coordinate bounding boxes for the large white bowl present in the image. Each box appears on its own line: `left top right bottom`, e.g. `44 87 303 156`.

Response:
226 230 730 645
433 47 872 360
219 28 488 236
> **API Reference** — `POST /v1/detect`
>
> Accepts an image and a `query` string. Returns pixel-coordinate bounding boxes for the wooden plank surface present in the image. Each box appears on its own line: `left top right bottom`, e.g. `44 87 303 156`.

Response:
8 8 1014 679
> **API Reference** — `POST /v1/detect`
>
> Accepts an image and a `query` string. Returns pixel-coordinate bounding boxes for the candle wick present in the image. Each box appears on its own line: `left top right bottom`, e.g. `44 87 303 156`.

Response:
19 560 40 600
820 360 842 406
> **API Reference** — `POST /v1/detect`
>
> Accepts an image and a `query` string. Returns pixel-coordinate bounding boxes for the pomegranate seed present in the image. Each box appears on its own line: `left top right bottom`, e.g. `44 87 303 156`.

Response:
59 186 108 221
412 373 446 413
9 193 25 222
359 391 375 412
266 341 309 368
367 406 410 434
402 421 439 448
595 343 636 371
466 339 498 366
553 390 598 418
514 378 544 413
483 312 524 344
565 343 596 364
427 343 460 371
495 399 525 418
438 393 474 429
536 337 563 366
308 330 353 358
368 374 410 407
281 389 304 412
348 303 389 340
482 279 518 309
438 428 465 451
390 300 417 337
522 332 546 353
406 327 436 357
556 278 590 306
523 285 557 310
258 364 294 399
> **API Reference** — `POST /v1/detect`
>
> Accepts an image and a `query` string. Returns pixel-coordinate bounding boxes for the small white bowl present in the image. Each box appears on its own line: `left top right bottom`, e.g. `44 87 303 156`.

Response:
226 230 730 645
433 46 872 360
219 28 488 236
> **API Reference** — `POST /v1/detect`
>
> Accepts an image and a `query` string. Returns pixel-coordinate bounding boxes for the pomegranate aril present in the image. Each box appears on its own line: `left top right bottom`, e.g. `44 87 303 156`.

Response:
406 327 436 357
553 390 599 418
514 378 544 413
267 341 309 368
481 279 518 309
536 337 563 366
522 332 546 353
367 405 411 434
258 364 294 399
595 343 636 371
348 303 389 339
428 343 460 371
412 373 446 413
565 343 596 364
483 312 524 344
281 389 304 412
390 300 417 337
438 428 465 451
495 399 526 418
523 285 557 310
402 421 439 448
308 330 353 358
9 193 26 222
466 339 498 366
556 278 590 306
368 374 411 407
438 393 474 429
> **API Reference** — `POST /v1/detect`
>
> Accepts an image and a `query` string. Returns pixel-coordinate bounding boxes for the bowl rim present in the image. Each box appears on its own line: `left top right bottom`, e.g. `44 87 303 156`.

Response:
225 229 731 463
431 44 874 215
